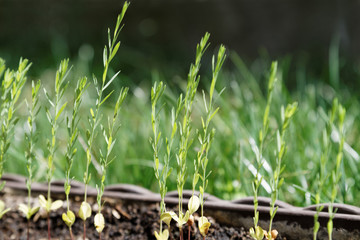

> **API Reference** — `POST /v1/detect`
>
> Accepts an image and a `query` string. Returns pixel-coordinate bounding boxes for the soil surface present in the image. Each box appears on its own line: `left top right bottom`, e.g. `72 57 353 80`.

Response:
0 189 286 240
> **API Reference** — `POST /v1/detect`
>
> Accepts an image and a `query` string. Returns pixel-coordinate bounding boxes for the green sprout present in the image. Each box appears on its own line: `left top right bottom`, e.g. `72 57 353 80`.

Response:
313 99 338 240
151 33 225 240
327 100 346 240
250 61 277 240
0 58 31 221
80 2 129 239
0 58 31 190
95 87 128 240
151 81 178 240
192 44 226 240
267 102 298 240
62 76 88 240
19 80 41 240
41 59 71 240
172 33 210 240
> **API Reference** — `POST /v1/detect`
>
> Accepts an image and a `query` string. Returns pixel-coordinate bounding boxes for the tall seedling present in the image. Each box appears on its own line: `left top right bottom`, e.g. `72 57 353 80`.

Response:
62 76 88 240
250 62 277 240
327 100 346 240
151 81 179 240
0 58 31 218
40 59 71 240
19 80 41 240
94 87 128 240
267 102 297 240
171 33 210 240
192 45 226 240
79 2 129 239
313 99 338 240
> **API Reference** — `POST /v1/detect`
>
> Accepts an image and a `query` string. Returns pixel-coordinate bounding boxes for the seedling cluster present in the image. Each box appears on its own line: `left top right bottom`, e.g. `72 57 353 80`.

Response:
151 33 226 240
0 2 130 240
0 1 353 240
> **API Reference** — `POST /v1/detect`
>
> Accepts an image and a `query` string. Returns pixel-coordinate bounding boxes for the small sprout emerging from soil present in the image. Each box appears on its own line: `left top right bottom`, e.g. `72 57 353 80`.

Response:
18 203 39 220
198 216 211 237
62 210 76 228
264 229 279 240
188 195 200 216
39 194 63 212
171 209 190 229
94 212 105 233
79 201 92 221
20 79 41 240
155 229 170 240
160 212 173 228
0 200 11 219
186 195 200 239
249 226 265 240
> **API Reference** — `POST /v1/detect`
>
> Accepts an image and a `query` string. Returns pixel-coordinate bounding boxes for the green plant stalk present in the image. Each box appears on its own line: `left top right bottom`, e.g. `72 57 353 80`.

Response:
177 32 209 219
196 45 226 220
43 59 71 240
79 4 128 239
250 61 277 239
0 58 31 190
63 76 88 239
168 34 210 240
24 80 41 240
313 99 337 240
327 102 346 240
45 59 70 198
96 87 128 236
151 81 176 234
151 81 165 233
268 102 298 240
83 0 129 204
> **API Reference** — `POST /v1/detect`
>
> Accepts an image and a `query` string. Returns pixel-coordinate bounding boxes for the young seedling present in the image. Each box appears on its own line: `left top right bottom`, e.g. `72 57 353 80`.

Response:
313 99 338 240
94 87 128 240
62 76 88 240
192 44 226 240
18 80 41 240
80 2 129 239
172 33 210 240
40 59 71 240
267 102 298 240
151 81 178 240
0 58 31 219
327 100 346 240
249 61 277 240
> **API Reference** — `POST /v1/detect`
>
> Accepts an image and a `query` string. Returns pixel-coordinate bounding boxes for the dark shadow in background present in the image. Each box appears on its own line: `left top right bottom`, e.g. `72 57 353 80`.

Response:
0 0 359 86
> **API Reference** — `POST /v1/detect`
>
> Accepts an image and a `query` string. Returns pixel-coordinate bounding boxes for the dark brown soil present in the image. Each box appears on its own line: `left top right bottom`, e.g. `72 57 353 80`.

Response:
0 189 283 240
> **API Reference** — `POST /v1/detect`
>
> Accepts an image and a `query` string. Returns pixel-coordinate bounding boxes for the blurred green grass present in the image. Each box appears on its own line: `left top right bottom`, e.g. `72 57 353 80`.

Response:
2 43 360 208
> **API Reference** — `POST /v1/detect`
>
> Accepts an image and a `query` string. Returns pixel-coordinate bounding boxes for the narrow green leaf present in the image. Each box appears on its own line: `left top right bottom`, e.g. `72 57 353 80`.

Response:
103 71 121 91
55 102 67 121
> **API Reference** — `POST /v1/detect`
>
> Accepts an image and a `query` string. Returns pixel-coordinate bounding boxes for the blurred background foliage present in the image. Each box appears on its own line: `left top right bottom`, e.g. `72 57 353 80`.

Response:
1 0 360 207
